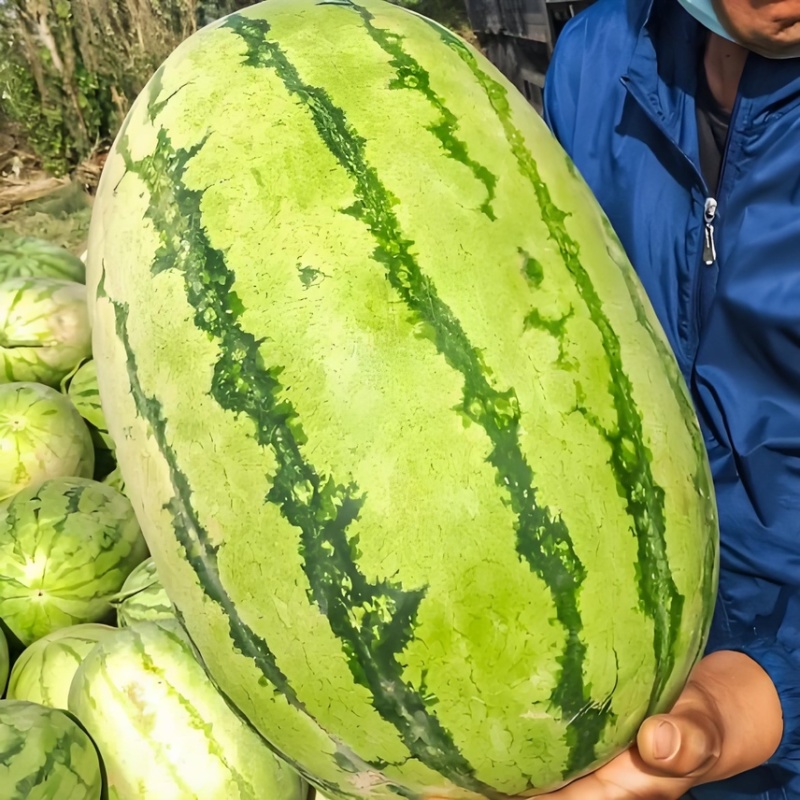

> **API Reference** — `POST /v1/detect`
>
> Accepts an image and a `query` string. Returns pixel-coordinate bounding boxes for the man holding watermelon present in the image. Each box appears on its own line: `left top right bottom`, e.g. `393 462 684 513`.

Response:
541 0 800 797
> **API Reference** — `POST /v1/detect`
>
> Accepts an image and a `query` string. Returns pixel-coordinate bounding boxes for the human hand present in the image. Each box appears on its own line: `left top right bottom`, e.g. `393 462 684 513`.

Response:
426 651 782 800
527 650 782 799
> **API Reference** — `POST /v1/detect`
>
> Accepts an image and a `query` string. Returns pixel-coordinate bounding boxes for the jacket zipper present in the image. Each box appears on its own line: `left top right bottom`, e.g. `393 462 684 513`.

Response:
699 68 745 265
692 79 745 355
620 63 745 358
702 197 718 265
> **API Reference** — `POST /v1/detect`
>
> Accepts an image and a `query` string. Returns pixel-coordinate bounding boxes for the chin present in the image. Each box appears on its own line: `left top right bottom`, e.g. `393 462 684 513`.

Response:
715 0 800 56
743 30 800 58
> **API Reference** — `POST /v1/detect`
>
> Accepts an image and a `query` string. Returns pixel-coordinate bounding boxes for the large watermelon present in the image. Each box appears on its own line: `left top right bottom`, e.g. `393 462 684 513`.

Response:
86 0 719 796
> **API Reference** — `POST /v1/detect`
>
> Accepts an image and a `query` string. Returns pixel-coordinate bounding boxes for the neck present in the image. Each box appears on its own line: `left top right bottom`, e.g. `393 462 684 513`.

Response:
704 33 748 112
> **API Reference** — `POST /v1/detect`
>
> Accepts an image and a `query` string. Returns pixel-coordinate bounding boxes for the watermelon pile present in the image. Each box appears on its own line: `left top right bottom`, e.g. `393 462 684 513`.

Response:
1 0 719 797
0 238 307 799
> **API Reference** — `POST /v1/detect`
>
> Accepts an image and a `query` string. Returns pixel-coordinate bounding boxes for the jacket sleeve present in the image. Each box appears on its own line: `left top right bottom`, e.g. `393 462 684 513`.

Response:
708 593 800 773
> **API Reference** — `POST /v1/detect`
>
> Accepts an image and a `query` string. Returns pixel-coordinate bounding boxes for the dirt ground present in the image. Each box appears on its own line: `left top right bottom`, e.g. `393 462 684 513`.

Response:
0 133 101 255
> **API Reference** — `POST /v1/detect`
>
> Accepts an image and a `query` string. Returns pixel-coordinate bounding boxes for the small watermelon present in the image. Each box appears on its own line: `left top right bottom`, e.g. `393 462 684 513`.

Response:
6 624 118 709
0 477 147 645
0 382 94 503
110 558 174 627
63 360 112 449
69 619 308 800
0 237 85 283
0 277 92 388
0 700 102 800
63 359 117 480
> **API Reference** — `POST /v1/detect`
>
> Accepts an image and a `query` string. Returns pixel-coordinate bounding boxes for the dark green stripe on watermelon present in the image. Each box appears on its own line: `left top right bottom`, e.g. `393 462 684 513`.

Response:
114 115 503 795
7 722 98 798
431 26 685 712
344 0 497 220
225 12 613 776
597 215 718 666
99 276 381 798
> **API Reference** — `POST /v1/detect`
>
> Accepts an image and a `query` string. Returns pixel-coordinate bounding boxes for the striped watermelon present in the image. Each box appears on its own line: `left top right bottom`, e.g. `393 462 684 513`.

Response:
110 557 175 627
0 237 85 283
0 477 148 645
64 359 117 480
6 624 118 709
0 700 103 800
0 277 92 387
0 382 94 502
64 360 113 452
68 619 309 800
86 0 719 795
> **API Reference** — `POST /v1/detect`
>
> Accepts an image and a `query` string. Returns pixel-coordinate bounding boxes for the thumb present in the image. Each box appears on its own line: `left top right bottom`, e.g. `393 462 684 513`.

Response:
637 704 723 779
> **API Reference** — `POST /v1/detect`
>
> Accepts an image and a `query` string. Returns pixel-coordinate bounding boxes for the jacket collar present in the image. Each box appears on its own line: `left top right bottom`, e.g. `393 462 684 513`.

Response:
621 0 707 168
622 0 800 160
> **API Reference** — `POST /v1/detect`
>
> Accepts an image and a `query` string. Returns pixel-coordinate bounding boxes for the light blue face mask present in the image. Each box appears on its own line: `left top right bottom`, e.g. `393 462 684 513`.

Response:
675 0 737 41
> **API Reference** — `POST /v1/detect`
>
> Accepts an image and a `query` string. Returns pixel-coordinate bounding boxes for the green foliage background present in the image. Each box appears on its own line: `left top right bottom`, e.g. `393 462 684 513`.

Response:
0 0 469 175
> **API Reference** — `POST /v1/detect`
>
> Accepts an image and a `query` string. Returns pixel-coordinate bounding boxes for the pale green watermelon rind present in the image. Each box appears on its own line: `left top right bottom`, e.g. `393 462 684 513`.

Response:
68 619 308 800
0 382 95 502
0 700 103 800
6 624 118 709
86 1 719 795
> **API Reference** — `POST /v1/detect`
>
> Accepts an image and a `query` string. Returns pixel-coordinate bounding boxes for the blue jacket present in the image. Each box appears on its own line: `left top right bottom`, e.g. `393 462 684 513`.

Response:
543 1 800 797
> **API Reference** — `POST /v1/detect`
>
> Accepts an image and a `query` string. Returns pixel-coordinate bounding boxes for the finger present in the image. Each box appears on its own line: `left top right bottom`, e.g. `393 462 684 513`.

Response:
637 706 722 779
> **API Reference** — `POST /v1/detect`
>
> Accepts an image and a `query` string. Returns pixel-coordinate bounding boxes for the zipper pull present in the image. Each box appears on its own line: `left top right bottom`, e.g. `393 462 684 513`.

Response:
703 197 718 266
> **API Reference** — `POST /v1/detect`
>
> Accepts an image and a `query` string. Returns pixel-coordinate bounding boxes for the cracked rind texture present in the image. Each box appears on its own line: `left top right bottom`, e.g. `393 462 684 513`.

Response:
86 0 719 796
